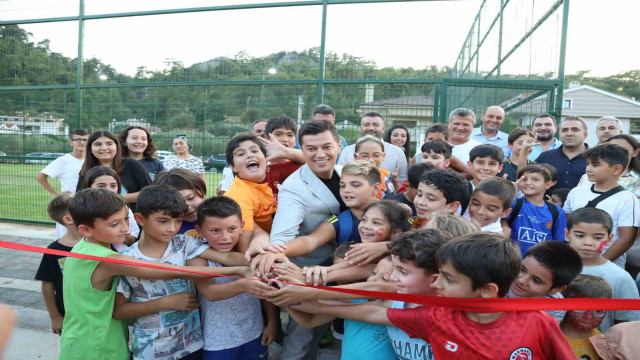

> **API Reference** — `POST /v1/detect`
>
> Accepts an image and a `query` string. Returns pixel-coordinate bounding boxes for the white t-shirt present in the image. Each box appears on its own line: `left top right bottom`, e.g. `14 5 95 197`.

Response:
40 153 83 192
581 261 640 331
450 138 482 164
117 235 208 360
41 153 84 238
564 185 640 267
481 220 503 234
219 166 234 192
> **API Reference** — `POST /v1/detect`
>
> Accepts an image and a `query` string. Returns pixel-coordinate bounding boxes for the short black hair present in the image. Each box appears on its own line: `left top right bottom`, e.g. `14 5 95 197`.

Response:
266 116 297 135
69 188 128 228
298 120 340 146
469 144 504 163
436 232 520 297
225 133 267 166
567 207 614 235
388 229 449 275
420 170 468 205
363 200 410 233
407 163 436 189
136 185 188 218
362 112 384 121
562 274 612 299
196 196 243 226
421 140 452 159
71 129 89 137
537 163 558 182
312 104 335 117
517 164 552 182
426 123 449 140
551 188 571 204
508 127 532 145
583 143 629 170
473 177 516 210
524 241 583 289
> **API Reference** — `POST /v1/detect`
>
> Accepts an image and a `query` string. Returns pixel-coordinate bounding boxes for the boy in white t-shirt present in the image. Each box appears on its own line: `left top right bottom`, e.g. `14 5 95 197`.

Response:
36 129 89 237
564 144 640 268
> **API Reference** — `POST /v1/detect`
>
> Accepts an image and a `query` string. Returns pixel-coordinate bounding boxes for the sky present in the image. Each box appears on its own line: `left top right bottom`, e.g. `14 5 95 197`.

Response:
4 0 640 77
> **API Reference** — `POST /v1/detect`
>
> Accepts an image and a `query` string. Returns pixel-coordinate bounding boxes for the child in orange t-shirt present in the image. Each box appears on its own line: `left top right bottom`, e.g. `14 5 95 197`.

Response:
355 135 397 199
224 133 277 252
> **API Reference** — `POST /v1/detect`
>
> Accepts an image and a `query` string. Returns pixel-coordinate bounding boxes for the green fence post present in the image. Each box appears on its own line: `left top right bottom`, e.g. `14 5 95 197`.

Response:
316 0 328 104
75 0 85 129
554 0 569 120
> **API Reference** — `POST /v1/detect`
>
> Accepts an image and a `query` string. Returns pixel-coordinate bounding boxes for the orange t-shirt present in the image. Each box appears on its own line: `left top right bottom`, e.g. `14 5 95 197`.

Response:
377 168 390 199
224 177 276 232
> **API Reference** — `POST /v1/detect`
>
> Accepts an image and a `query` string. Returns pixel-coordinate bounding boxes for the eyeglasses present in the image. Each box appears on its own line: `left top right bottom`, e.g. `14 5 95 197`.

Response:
71 138 88 143
356 152 384 161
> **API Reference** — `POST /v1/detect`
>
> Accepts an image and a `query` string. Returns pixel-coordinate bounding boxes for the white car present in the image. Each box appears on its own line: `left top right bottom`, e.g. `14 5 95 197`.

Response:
155 150 173 162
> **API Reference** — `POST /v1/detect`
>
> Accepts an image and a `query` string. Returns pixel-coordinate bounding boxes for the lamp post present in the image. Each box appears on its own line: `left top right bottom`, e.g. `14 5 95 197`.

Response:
259 68 276 121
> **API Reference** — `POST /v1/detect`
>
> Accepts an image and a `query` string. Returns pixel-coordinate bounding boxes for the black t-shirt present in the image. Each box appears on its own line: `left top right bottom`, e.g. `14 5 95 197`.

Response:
320 170 347 213
76 158 152 209
34 240 73 316
138 157 165 181
388 193 416 217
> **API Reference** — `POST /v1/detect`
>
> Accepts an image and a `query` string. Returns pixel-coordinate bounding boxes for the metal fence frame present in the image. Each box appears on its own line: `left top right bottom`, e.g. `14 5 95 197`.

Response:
0 0 569 224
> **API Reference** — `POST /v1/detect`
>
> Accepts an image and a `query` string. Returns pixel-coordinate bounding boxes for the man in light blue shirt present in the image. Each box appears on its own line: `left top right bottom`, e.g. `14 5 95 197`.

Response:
528 114 562 161
471 105 510 158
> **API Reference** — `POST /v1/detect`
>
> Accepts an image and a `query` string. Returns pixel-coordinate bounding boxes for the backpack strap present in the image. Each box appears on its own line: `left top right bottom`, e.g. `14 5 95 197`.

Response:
459 181 474 215
585 185 625 208
507 197 525 228
544 201 559 235
337 210 354 245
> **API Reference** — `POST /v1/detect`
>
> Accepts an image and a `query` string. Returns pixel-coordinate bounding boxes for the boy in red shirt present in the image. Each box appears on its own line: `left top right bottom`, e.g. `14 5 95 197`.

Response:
291 232 575 359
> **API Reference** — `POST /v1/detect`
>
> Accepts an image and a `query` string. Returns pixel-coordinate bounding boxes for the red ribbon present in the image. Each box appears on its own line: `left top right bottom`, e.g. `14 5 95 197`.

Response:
3 240 640 312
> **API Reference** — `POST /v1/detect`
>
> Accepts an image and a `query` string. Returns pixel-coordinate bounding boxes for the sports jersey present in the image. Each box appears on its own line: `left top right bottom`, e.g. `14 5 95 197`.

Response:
505 197 567 255
387 306 574 359
325 209 361 246
378 168 396 199
386 301 434 360
388 193 416 217
225 176 276 233
341 299 396 360
267 160 302 203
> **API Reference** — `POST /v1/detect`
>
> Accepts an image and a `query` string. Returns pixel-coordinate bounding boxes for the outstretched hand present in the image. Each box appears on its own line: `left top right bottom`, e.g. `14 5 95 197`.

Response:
258 134 289 162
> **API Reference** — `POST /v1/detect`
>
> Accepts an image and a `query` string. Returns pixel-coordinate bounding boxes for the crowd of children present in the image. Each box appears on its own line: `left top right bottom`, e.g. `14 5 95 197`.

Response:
33 113 640 360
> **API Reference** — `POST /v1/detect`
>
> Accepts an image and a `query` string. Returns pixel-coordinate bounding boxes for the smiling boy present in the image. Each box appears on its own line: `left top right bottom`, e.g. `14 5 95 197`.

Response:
413 170 468 227
290 233 575 359
467 177 515 233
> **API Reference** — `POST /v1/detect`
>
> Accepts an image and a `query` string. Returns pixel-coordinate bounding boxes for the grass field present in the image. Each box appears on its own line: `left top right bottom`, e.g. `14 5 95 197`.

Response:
0 163 222 224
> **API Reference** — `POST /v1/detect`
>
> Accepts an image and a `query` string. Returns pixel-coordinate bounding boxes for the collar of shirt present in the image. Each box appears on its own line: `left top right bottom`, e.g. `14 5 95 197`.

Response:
472 126 507 141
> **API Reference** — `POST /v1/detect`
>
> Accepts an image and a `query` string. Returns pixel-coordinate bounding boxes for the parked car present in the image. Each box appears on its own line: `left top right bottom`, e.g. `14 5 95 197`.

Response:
25 152 64 165
0 151 6 156
204 154 227 171
155 150 173 162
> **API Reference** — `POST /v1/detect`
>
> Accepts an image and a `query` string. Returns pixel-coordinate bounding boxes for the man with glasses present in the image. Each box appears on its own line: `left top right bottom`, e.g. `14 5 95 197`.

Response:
36 129 89 237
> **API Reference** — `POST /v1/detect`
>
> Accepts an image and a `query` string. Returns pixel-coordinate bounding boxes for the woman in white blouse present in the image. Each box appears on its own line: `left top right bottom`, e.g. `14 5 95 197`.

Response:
162 135 206 181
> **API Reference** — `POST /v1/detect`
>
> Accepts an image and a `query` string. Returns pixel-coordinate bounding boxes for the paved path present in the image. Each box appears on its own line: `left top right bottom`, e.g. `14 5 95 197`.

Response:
0 222 341 359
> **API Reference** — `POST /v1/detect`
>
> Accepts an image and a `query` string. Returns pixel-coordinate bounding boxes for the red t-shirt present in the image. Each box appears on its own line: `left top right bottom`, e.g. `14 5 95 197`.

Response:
267 160 302 203
387 306 574 360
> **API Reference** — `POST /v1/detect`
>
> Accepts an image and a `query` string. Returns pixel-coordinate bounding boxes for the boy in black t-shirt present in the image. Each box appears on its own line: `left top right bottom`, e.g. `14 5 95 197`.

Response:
35 193 81 335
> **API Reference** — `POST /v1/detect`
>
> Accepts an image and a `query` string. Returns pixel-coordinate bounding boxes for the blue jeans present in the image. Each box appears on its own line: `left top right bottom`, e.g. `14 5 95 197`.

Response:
202 336 267 360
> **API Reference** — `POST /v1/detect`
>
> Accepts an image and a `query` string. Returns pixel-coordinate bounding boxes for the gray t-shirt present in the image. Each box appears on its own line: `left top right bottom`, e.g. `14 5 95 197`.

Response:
200 261 264 351
163 155 205 175
581 261 640 331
